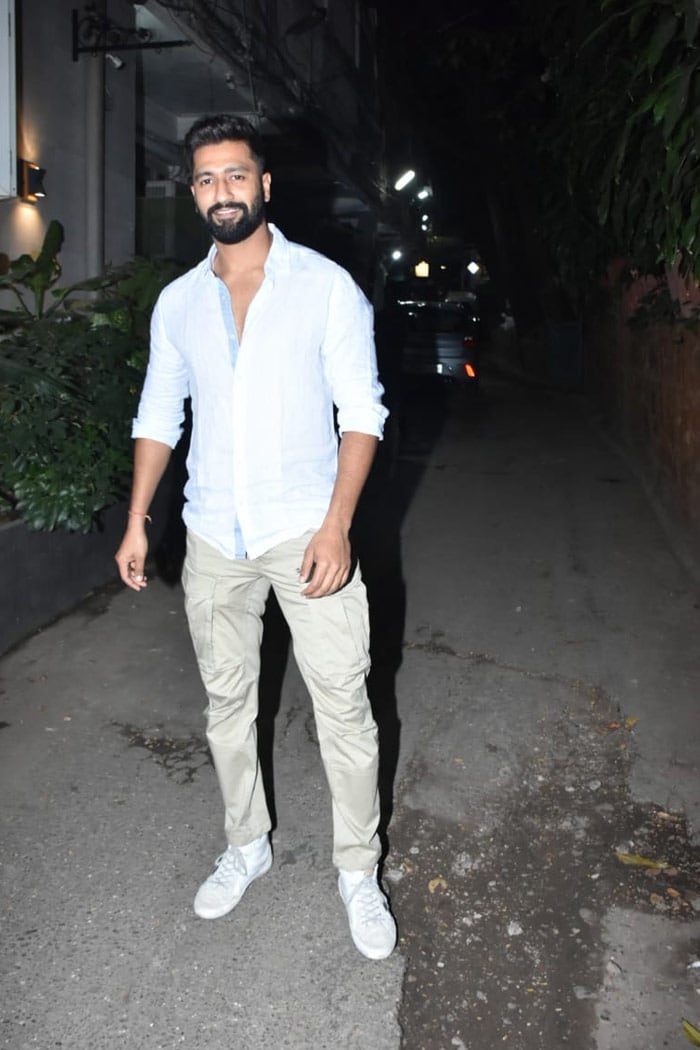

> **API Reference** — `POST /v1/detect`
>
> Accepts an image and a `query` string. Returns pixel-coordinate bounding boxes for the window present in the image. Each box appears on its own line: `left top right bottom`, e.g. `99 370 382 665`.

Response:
0 0 16 199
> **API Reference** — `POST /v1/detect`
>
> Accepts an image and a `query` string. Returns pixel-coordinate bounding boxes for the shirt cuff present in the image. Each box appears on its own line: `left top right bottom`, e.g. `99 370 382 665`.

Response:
131 417 183 449
336 403 389 439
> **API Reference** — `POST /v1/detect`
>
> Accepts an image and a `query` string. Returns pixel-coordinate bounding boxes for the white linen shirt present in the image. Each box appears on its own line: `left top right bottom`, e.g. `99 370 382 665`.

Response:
132 224 388 560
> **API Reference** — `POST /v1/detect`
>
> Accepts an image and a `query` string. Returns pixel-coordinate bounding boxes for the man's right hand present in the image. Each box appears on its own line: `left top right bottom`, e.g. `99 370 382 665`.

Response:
115 523 150 591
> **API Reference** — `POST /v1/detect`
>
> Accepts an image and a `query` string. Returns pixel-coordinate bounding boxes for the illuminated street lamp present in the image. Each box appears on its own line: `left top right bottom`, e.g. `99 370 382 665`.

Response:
394 169 416 191
391 249 403 260
414 260 430 278
467 261 481 275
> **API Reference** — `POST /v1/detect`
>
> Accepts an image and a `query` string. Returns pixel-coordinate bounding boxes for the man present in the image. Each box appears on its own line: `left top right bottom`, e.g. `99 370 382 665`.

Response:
115 114 396 960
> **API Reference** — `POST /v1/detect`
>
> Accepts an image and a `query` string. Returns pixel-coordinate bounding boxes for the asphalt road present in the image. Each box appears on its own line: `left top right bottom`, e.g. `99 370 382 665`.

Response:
1 367 699 1049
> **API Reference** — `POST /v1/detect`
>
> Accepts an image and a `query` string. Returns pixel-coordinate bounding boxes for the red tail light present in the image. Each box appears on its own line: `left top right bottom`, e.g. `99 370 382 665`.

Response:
465 363 476 378
463 335 475 349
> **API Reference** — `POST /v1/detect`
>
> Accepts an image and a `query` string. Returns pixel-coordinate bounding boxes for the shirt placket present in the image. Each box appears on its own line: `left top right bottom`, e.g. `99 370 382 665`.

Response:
216 278 247 559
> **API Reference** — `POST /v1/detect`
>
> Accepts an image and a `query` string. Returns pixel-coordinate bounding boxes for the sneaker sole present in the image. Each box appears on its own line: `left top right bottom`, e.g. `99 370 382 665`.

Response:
193 851 273 920
350 934 397 961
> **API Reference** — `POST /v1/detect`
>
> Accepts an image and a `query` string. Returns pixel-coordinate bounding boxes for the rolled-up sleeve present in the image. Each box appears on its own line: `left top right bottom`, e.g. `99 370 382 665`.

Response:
321 270 388 439
131 296 189 448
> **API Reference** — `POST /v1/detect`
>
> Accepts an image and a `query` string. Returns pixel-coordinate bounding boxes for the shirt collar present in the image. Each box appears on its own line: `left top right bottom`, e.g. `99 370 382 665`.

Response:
205 222 289 280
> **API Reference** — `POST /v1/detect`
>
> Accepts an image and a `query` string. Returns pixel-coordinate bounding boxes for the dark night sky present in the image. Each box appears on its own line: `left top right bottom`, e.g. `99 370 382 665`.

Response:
375 0 523 245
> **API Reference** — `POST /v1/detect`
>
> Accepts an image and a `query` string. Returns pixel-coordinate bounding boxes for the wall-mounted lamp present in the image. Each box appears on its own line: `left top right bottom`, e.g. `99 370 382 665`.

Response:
71 5 191 62
18 160 47 203
105 52 125 70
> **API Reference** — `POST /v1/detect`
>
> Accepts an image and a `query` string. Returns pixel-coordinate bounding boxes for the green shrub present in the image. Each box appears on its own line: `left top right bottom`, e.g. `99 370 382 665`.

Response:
0 222 182 531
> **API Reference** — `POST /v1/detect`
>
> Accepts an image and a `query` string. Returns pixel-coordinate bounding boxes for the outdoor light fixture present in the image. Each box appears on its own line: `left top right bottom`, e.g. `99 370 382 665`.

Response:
394 169 416 191
391 249 403 260
467 261 481 275
18 160 46 202
71 4 191 62
414 260 430 278
421 214 429 222
417 187 431 200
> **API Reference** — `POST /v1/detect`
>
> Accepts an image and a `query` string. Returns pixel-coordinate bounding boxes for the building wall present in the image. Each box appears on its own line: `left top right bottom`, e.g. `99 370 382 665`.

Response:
0 0 136 286
586 294 700 555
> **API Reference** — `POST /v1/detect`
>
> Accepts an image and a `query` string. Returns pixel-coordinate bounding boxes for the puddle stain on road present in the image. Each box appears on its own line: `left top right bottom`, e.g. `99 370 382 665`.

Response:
113 722 212 784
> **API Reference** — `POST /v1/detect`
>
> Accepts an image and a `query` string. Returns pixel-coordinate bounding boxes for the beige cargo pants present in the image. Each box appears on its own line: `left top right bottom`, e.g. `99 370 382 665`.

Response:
182 529 381 872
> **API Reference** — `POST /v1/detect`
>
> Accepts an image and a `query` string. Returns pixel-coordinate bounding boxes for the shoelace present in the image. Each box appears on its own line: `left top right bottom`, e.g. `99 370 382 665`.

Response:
210 846 246 885
351 878 388 926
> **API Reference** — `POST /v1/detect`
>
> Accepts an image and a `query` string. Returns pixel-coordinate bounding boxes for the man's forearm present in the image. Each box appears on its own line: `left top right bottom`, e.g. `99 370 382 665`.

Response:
115 438 172 590
323 431 378 532
128 437 173 516
299 431 377 597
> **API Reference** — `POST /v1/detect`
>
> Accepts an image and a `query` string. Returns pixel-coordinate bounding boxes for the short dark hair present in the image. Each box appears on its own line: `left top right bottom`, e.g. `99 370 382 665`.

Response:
183 114 266 180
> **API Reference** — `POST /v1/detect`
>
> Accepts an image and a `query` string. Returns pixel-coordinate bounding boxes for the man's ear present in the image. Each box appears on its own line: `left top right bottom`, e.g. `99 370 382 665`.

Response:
263 171 272 203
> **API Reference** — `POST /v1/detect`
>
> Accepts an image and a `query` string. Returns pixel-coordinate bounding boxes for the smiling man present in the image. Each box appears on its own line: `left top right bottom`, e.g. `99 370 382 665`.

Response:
114 114 396 960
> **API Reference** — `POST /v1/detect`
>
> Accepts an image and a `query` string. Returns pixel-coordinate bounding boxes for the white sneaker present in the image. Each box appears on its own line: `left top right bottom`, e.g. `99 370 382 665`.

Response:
194 835 272 919
338 866 397 960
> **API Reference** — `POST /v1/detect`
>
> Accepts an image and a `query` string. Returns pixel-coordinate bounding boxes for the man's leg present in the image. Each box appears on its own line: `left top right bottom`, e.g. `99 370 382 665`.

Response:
263 532 381 872
182 531 272 917
264 533 396 958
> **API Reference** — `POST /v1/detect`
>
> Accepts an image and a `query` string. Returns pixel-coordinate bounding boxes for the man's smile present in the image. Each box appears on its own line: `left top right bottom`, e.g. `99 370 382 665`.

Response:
209 203 245 220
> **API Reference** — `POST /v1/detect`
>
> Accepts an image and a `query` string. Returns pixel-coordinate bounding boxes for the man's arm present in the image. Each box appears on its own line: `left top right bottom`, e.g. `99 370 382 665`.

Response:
300 430 377 598
115 438 173 591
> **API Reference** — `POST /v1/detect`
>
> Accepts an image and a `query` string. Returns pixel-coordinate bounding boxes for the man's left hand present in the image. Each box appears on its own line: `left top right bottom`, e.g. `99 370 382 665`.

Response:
300 524 351 598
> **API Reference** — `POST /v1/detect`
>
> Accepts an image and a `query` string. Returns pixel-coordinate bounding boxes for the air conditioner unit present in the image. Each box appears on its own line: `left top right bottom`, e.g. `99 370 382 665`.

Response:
145 179 178 198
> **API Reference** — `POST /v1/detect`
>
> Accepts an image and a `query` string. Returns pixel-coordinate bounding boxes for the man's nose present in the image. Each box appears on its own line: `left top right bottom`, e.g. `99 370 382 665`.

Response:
211 175 232 200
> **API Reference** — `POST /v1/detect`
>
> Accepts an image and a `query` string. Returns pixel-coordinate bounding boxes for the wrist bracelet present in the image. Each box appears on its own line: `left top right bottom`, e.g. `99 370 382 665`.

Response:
128 510 153 524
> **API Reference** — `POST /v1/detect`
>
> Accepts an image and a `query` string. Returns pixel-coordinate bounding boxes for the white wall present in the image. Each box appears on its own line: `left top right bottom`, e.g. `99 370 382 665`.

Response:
0 0 136 287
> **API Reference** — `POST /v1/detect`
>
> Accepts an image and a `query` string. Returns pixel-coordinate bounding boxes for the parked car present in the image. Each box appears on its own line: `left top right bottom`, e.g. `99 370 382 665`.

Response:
399 299 480 390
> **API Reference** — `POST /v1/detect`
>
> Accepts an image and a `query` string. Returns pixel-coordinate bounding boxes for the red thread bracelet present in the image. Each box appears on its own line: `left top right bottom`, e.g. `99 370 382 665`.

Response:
128 510 153 524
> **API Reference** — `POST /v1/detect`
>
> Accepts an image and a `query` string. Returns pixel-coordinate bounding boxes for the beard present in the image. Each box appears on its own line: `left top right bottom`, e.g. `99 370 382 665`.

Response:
202 187 266 244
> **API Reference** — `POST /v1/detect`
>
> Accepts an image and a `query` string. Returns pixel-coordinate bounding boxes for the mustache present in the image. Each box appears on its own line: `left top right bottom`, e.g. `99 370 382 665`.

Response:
207 201 247 220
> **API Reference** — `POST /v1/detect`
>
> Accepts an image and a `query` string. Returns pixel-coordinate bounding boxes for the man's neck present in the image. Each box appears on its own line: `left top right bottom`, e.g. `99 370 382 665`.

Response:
212 222 273 280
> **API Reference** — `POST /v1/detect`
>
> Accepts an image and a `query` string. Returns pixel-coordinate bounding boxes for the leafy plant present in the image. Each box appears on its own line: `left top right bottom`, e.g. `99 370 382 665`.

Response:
0 222 182 531
544 0 700 289
385 0 700 322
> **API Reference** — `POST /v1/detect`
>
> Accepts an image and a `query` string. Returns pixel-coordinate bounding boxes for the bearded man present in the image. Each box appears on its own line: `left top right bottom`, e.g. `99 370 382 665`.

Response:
115 114 396 960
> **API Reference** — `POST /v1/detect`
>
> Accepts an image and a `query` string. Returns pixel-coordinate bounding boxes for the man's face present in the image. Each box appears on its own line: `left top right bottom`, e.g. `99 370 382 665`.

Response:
190 139 271 245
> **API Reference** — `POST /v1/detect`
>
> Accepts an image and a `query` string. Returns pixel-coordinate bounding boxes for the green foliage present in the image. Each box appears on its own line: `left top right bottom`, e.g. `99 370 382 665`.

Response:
0 219 64 322
545 0 700 293
0 222 182 531
386 0 700 320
